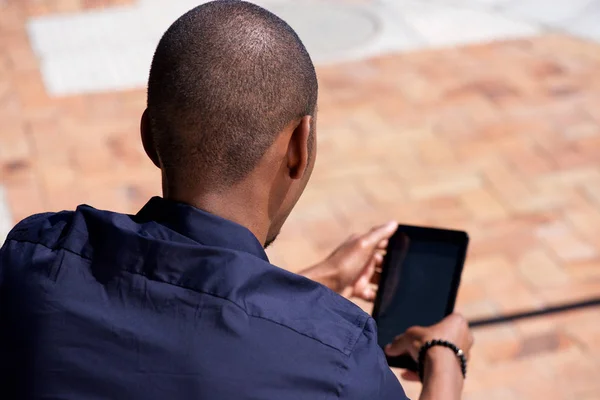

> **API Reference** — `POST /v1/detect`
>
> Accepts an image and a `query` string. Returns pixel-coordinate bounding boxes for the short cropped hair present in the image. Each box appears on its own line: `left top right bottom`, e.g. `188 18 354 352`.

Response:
147 0 318 187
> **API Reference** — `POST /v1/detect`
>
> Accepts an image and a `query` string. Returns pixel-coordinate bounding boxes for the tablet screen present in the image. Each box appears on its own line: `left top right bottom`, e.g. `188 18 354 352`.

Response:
374 237 462 349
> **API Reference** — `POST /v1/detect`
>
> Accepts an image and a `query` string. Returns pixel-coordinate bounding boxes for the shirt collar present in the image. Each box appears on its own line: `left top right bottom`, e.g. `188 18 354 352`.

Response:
135 196 268 262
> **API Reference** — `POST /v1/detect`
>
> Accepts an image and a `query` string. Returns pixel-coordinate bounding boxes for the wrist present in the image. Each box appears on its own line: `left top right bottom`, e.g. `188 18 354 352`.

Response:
424 347 463 371
300 261 343 293
422 347 464 390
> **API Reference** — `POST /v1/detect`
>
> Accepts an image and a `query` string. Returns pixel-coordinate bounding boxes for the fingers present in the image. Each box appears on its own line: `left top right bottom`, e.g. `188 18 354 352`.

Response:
384 334 411 357
359 285 376 301
370 252 384 285
376 239 389 250
359 221 398 249
353 258 377 301
358 252 383 286
370 272 381 286
385 326 425 360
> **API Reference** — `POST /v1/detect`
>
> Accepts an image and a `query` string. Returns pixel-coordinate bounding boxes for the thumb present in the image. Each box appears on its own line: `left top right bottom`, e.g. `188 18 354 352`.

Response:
385 328 423 360
360 221 398 248
385 334 411 357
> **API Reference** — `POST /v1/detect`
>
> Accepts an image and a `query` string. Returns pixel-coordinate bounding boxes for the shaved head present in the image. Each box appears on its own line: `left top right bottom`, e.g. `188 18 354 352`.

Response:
146 0 318 190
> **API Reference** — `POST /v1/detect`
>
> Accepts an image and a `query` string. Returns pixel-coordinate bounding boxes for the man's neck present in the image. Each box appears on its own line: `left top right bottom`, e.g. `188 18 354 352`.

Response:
163 183 270 246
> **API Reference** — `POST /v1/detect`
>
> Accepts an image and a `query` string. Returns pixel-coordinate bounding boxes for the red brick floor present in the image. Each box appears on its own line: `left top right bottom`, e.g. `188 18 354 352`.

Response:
1 2 600 399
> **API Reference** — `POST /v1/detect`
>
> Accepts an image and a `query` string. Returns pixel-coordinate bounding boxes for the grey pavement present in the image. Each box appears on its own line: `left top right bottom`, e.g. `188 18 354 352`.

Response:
25 0 600 96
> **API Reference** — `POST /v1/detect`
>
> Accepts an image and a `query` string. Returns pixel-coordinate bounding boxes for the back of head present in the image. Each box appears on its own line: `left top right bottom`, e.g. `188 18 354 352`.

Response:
147 0 318 189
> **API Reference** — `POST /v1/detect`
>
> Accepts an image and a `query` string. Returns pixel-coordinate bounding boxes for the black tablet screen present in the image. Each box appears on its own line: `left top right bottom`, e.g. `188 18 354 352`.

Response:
374 237 461 349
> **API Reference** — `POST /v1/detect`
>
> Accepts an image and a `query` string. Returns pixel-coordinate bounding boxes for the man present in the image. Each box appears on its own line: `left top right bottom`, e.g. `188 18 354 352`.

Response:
0 1 473 399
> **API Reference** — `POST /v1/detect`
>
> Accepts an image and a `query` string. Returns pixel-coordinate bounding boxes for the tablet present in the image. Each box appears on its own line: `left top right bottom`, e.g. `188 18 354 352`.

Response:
371 225 469 370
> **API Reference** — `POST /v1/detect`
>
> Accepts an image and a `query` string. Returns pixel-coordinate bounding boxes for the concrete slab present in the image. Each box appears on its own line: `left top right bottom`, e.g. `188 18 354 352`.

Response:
29 0 387 94
268 2 379 63
27 0 203 95
500 0 597 26
557 2 600 41
397 2 539 47
25 0 597 96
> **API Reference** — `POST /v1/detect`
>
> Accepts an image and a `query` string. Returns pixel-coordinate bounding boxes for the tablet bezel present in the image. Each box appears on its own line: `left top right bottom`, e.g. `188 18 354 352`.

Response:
371 224 469 370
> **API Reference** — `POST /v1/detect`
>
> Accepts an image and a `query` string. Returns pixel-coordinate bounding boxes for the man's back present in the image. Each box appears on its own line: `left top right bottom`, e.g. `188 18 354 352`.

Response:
0 197 404 399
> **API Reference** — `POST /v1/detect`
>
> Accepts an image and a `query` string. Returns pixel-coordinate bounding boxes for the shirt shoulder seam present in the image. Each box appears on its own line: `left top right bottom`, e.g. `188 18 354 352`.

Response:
4 237 356 357
4 237 89 259
119 269 353 357
336 319 372 399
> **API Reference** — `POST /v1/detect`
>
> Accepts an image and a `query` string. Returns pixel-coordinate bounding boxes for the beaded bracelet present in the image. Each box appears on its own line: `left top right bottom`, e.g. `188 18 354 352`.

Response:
417 339 467 382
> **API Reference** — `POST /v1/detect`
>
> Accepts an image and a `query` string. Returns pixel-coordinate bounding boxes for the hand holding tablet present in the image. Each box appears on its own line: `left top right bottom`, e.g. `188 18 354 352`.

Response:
371 224 470 371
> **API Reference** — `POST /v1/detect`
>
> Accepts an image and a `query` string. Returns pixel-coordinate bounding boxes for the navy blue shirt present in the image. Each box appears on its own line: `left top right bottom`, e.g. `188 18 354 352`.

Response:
0 197 408 399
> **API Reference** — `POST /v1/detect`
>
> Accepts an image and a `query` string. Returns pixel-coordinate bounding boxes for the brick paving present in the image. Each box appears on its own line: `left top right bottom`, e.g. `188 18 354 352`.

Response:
2 1 600 399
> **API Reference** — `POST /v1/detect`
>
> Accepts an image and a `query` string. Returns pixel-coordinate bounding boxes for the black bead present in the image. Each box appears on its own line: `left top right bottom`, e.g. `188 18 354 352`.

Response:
417 339 467 382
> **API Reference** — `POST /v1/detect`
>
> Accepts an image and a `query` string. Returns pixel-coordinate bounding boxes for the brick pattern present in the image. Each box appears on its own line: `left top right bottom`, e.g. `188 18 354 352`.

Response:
303 37 600 399
1 2 600 398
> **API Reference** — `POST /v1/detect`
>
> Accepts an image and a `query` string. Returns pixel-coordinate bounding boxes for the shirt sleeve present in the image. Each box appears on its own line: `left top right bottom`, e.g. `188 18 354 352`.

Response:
339 317 410 400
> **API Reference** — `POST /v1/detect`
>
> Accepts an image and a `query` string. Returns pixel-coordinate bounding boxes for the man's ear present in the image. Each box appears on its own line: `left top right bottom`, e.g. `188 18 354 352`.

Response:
140 109 160 169
286 115 312 180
